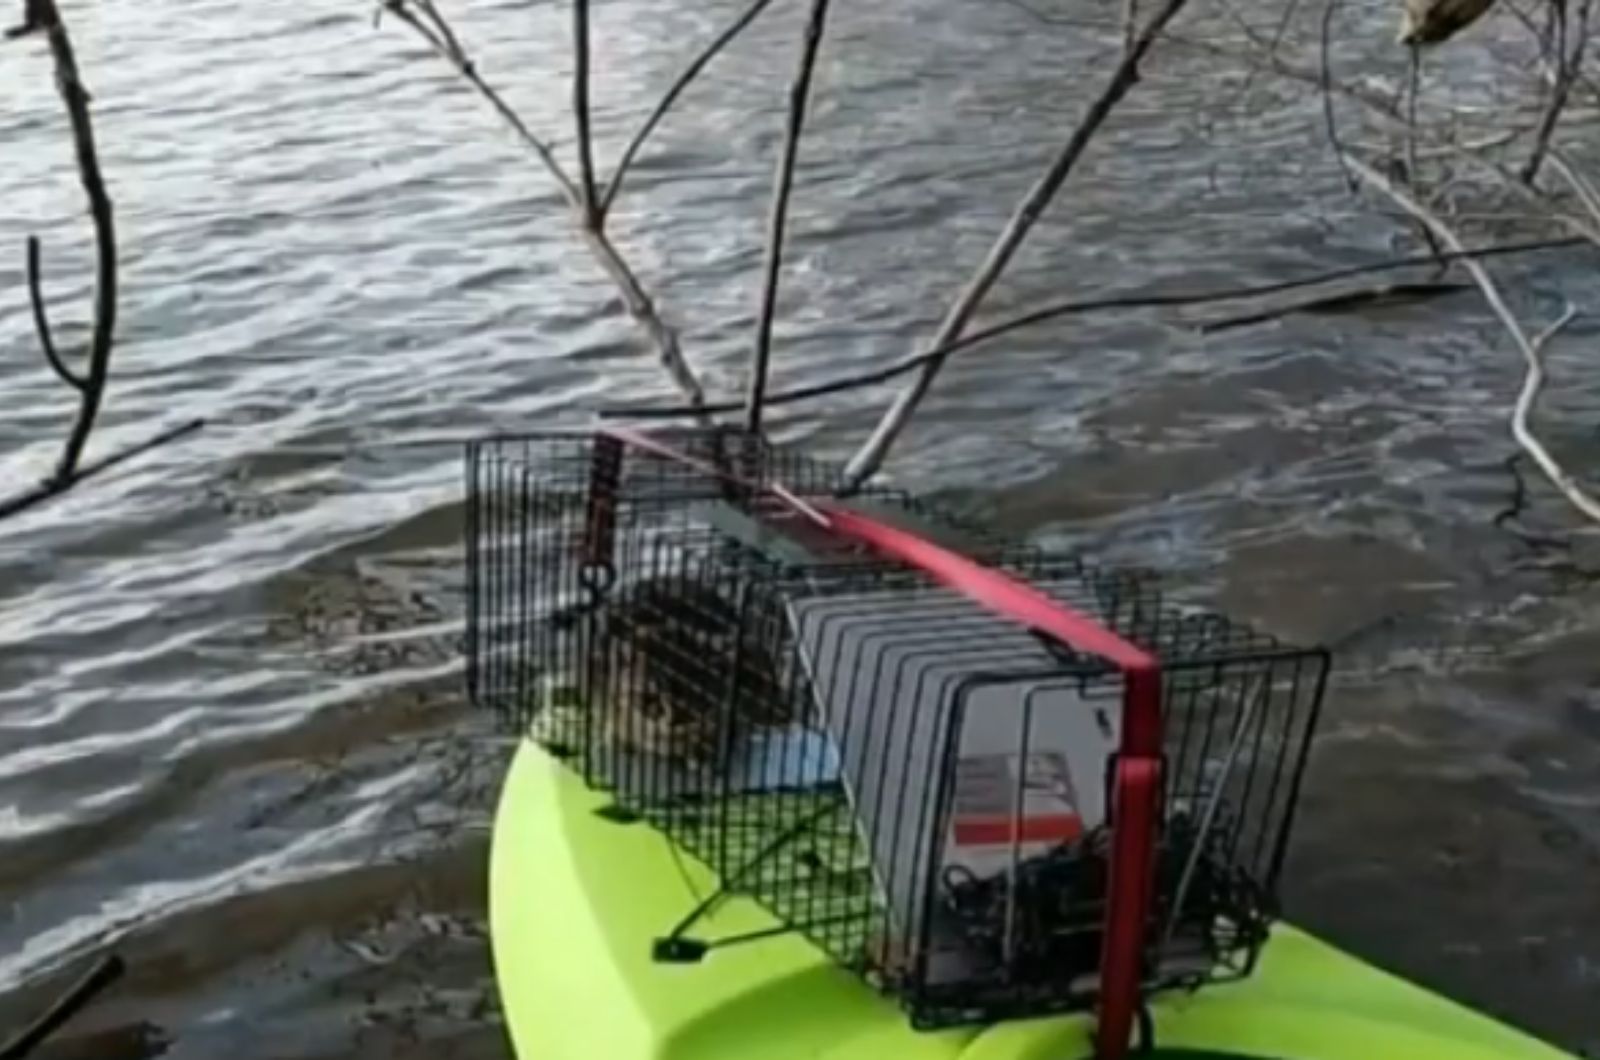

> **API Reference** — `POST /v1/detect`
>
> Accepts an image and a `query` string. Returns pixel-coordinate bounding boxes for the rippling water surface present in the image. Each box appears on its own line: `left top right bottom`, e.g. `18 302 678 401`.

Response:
2 0 1598 1056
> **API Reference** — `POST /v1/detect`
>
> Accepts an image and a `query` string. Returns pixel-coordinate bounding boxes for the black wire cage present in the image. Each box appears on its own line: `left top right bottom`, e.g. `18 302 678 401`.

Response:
465 426 1332 1032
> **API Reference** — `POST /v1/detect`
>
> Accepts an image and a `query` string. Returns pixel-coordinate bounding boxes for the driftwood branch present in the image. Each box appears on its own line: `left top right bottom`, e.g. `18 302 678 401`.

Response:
378 0 707 413
1347 153 1600 525
843 0 1192 488
746 0 833 433
601 0 779 216
601 235 1586 420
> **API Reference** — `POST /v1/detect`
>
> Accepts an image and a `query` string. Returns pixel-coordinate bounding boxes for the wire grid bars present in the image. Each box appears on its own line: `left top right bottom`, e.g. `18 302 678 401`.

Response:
464 427 1331 1029
755 552 1327 1027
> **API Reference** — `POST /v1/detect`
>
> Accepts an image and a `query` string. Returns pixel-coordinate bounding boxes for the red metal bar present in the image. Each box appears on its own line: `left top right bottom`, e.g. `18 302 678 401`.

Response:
1095 751 1161 1059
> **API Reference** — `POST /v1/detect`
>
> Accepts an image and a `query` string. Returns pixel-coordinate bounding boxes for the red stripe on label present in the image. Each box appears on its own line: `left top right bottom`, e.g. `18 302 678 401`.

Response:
952 814 1084 846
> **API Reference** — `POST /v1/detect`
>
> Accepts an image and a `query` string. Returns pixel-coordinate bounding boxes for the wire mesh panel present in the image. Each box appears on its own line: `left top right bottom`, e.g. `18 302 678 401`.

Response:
463 427 1331 1031
465 426 853 747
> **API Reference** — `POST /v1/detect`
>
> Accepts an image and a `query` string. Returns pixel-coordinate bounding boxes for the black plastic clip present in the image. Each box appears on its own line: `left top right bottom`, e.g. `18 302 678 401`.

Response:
652 937 709 964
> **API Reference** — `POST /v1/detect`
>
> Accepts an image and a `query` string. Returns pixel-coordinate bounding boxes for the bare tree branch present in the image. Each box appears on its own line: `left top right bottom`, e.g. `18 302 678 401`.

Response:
572 0 599 223
0 419 205 522
0 952 124 1060
377 0 707 414
747 0 832 433
11 0 116 485
4 0 43 39
601 0 780 217
25 235 85 392
1523 0 1592 183
1 1 204 523
842 0 1192 488
382 0 580 207
1320 0 1356 189
1547 147 1600 228
997 0 1405 123
1194 279 1469 331
583 226 707 410
1347 152 1600 525
601 235 1588 420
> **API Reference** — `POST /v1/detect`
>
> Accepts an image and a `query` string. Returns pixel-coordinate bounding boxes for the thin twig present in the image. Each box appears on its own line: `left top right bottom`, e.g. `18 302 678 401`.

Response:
378 0 707 413
572 0 599 222
1547 148 1600 230
4 0 43 38
25 235 84 391
382 0 580 207
747 0 832 433
601 0 780 216
0 953 123 1060
0 419 206 522
1195 280 1469 331
14 0 119 485
843 0 1193 488
1454 140 1600 244
997 0 1404 123
1347 152 1600 525
1405 44 1421 186
1505 0 1600 109
602 235 1587 419
1320 0 1355 189
1523 0 1590 183
1494 452 1576 550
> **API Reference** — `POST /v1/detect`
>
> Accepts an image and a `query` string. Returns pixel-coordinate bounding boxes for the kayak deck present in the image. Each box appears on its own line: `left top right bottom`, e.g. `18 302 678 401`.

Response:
490 739 1576 1060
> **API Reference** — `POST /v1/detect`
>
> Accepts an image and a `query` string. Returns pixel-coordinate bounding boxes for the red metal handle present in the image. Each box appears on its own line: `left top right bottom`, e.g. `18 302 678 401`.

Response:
814 502 1160 1060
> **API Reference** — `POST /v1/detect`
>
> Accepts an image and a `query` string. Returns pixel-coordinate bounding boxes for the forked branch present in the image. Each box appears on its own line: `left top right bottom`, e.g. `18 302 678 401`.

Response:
1346 153 1600 525
747 0 833 432
572 0 599 222
602 0 780 216
1547 148 1600 235
603 236 1583 419
377 0 707 413
27 0 116 481
843 0 1193 487
1522 0 1593 184
1 1 198 524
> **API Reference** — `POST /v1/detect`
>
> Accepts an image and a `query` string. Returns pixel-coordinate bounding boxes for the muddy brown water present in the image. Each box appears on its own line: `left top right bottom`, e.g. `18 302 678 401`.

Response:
2 0 1598 1057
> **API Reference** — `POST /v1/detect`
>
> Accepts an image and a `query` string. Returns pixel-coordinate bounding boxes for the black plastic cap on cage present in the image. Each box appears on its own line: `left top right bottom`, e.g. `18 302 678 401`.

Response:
652 937 709 964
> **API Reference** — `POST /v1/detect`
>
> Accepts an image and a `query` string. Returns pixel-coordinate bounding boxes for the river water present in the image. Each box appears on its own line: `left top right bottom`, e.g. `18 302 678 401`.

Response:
1 0 1597 1056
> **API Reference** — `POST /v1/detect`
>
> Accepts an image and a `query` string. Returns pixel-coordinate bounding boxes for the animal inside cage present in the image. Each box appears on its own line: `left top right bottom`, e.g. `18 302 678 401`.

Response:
465 426 1331 1037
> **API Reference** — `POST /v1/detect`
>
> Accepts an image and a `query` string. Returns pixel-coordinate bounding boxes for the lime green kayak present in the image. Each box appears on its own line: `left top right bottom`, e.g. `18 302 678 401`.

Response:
489 739 1578 1060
